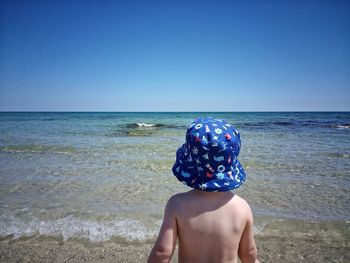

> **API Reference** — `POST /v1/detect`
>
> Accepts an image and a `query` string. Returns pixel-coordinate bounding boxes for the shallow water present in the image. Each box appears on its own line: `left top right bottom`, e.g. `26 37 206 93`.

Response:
0 112 349 244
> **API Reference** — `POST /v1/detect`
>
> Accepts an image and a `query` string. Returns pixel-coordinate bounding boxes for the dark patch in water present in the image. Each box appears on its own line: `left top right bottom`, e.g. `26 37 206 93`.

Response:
272 121 294 126
125 130 156 137
105 130 128 137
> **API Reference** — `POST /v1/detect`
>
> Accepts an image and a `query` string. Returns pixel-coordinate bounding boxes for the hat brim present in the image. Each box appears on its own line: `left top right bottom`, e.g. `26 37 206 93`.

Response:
172 145 246 192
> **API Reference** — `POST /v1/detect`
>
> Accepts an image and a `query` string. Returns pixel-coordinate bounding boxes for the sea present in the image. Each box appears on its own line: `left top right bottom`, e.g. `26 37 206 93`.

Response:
0 112 349 244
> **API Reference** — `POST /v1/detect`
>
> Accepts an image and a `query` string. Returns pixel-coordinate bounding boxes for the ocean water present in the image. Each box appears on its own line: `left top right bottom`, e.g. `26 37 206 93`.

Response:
0 112 349 244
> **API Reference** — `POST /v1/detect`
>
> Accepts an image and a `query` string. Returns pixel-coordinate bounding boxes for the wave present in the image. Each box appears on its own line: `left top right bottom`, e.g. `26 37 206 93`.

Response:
123 120 350 131
124 123 160 128
137 123 157 127
327 124 350 129
3 214 345 244
107 122 185 137
124 123 182 129
0 215 158 243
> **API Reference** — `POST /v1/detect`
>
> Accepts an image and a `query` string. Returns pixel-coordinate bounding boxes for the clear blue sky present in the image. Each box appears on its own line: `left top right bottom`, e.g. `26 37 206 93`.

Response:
0 0 349 111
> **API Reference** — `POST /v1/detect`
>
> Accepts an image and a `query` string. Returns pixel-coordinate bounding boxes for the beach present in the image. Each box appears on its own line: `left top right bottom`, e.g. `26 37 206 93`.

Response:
0 112 349 262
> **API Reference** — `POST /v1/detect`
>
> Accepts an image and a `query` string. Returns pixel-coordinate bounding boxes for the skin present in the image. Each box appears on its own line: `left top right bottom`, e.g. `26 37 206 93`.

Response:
148 189 260 263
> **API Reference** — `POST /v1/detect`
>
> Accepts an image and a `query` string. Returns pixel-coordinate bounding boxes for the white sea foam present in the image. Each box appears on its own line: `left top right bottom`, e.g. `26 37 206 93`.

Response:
0 215 157 242
335 124 350 129
136 123 156 127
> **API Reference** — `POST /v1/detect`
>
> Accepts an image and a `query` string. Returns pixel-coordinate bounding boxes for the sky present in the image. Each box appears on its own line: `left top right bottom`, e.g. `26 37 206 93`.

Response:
0 0 349 111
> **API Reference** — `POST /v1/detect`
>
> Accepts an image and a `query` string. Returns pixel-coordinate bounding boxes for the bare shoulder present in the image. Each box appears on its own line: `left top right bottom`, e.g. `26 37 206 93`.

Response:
231 194 253 218
168 191 191 204
165 192 190 212
232 194 250 207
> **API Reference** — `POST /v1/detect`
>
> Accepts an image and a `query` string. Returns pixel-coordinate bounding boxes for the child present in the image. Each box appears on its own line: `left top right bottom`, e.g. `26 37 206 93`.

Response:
148 118 260 263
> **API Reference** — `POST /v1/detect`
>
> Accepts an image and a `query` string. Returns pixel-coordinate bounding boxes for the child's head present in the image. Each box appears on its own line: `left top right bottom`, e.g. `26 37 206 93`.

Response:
172 117 246 192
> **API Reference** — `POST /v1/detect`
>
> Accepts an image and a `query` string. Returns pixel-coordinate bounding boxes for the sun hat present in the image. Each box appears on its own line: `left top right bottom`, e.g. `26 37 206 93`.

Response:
172 117 246 192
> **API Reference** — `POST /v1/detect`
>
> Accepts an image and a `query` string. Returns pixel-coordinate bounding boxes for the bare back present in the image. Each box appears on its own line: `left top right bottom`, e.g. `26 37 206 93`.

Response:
148 189 258 263
173 190 253 263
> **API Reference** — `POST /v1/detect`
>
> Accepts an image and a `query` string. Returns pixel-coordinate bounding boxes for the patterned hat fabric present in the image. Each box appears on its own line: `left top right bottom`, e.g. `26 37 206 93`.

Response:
172 117 246 192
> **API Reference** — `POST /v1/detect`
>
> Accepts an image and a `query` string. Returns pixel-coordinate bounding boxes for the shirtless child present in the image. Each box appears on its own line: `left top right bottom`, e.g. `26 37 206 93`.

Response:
148 118 260 263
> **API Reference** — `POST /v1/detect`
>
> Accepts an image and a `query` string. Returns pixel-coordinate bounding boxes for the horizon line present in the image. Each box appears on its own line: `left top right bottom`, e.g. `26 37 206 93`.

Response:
0 110 349 113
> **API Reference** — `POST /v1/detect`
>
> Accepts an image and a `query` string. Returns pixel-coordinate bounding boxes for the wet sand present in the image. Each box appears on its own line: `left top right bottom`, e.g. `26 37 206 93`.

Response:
0 233 348 263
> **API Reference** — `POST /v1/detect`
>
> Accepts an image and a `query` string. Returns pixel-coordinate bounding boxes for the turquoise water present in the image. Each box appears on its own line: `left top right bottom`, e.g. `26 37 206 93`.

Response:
0 112 349 242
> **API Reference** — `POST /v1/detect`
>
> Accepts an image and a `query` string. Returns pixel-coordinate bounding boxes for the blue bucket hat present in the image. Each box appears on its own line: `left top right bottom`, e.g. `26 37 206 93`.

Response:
172 117 246 192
